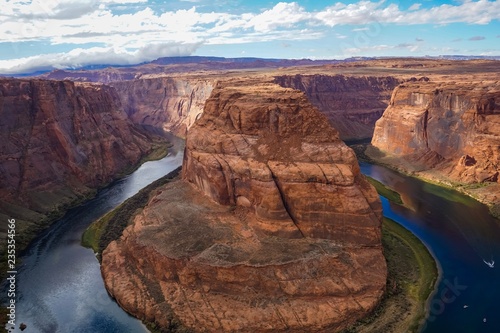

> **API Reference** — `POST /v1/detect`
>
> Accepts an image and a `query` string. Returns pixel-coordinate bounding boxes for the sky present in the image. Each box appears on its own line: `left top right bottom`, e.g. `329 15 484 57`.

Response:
0 0 499 74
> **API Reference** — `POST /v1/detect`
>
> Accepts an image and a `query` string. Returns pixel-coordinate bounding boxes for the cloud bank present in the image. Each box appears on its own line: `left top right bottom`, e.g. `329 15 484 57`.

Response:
0 43 201 74
1 0 499 73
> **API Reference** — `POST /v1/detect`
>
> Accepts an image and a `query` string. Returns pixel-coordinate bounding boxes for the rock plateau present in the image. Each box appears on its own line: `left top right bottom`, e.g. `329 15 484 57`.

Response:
102 78 387 332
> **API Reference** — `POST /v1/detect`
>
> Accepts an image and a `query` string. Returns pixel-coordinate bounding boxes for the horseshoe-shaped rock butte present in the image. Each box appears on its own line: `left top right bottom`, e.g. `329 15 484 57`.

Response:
101 77 387 332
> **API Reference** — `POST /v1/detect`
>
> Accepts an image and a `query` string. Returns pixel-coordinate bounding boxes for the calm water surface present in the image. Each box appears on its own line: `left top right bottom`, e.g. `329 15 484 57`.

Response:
2 135 184 333
360 162 500 333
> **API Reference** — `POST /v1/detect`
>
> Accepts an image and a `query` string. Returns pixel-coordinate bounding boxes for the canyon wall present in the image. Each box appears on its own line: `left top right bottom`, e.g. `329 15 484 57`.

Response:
0 78 155 245
275 74 401 140
111 77 215 138
102 79 387 332
371 80 500 205
110 74 399 141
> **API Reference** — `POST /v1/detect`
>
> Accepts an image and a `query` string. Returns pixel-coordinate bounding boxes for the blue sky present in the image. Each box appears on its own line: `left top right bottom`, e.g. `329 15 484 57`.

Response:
0 0 499 74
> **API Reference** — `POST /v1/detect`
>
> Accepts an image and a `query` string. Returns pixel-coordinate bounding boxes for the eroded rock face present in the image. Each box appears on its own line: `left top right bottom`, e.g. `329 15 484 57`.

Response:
0 78 153 226
102 79 387 332
275 75 401 140
372 80 500 185
111 77 215 137
183 79 383 245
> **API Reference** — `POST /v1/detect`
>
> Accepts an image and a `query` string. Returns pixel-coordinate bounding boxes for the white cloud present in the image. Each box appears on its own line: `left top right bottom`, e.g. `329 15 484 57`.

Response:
352 27 370 31
1 0 147 20
245 2 310 32
316 0 500 26
393 0 500 25
409 3 422 11
1 0 499 73
2 1 499 47
0 42 201 74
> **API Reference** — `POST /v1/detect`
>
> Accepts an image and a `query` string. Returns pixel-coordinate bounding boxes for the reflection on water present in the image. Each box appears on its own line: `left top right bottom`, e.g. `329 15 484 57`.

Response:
360 162 500 333
2 134 184 333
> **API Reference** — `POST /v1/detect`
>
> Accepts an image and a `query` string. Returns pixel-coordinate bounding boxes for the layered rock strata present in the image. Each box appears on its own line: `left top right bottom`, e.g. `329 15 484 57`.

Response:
371 80 500 206
0 78 154 242
275 75 401 140
111 77 215 137
102 79 387 332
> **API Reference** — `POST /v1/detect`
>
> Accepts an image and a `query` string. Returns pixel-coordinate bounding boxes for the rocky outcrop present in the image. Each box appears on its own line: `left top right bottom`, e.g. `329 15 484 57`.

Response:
0 78 155 243
274 75 401 140
111 77 214 138
102 79 387 332
371 80 500 205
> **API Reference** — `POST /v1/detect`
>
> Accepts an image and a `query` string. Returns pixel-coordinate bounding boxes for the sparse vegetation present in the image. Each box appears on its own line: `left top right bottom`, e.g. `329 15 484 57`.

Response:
491 203 500 220
82 166 189 332
366 176 403 205
354 142 500 221
344 218 438 333
82 167 182 259
346 156 438 333
86 162 438 333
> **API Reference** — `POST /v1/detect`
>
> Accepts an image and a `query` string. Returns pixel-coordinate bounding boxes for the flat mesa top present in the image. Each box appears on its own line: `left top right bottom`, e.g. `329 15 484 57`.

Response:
136 180 345 267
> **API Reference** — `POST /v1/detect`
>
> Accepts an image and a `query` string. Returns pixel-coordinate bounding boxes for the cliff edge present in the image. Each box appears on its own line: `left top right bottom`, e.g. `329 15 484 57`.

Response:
0 78 155 249
371 79 500 210
102 78 387 332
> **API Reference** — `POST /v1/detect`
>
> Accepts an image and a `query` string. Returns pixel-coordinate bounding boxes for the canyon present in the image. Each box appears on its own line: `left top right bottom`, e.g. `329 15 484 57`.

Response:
370 77 500 214
36 57 407 140
0 78 157 251
111 77 215 138
101 78 387 332
274 74 401 140
99 73 402 140
0 60 408 259
1 58 499 332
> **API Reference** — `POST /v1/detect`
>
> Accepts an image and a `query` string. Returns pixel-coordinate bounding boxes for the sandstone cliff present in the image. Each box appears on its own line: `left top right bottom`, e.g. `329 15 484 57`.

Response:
0 78 155 247
371 80 500 207
111 77 214 138
44 72 400 142
102 79 387 332
113 74 398 141
274 75 401 140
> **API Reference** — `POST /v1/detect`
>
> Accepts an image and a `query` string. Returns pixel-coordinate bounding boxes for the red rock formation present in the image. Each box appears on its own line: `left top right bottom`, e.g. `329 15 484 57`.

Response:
102 79 387 332
0 78 154 235
44 71 399 142
111 77 214 138
183 79 383 245
274 75 401 140
371 80 500 205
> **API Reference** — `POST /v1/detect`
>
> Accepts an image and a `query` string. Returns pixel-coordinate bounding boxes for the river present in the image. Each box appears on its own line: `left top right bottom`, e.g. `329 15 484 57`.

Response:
360 162 500 333
3 140 499 332
2 135 184 333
